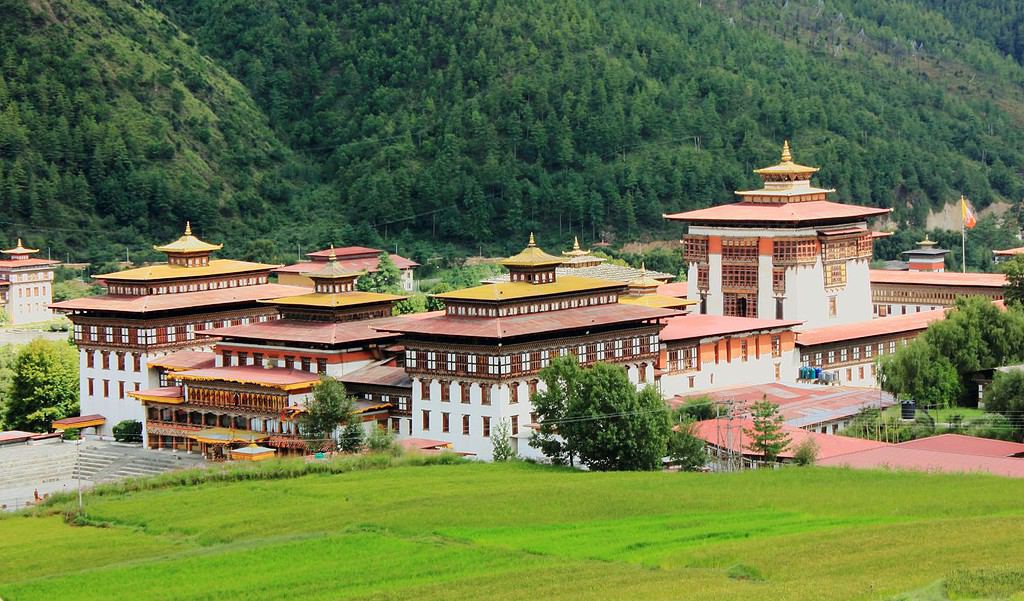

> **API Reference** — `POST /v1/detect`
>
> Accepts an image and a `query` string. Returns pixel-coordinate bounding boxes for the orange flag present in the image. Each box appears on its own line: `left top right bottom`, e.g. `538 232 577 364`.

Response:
961 195 977 229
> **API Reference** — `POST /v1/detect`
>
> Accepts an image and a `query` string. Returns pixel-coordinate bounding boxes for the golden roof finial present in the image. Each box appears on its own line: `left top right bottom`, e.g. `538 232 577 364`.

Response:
16 238 22 247
328 244 337 262
640 261 647 275
184 221 192 236
528 232 536 247
781 140 792 163
572 236 580 252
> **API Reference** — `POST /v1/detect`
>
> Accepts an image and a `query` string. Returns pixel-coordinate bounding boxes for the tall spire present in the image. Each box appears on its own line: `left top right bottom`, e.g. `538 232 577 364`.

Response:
781 140 792 163
184 221 192 236
528 232 536 247
572 236 580 252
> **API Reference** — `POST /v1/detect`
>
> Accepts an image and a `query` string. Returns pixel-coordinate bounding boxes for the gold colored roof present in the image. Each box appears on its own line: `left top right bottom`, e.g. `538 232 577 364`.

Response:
753 140 819 176
918 235 937 248
619 295 697 309
627 264 663 289
502 233 564 268
96 259 279 282
434 275 621 302
2 238 39 255
262 291 405 308
153 222 224 254
301 247 363 280
562 236 590 257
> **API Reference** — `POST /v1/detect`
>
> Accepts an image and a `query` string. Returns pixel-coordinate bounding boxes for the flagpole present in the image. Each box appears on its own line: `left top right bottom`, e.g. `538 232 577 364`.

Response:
962 219 966 273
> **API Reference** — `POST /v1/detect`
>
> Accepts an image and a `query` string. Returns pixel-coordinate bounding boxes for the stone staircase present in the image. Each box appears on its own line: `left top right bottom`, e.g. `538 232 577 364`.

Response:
0 441 205 491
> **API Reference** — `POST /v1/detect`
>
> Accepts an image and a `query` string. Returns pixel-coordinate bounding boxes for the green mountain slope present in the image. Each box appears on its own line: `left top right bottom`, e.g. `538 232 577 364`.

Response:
149 0 1024 253
6 0 1024 261
0 0 298 261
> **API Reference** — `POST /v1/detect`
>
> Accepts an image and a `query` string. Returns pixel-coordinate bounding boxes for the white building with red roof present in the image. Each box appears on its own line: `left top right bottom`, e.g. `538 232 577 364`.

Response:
274 245 418 292
869 269 1005 317
657 314 802 395
665 141 890 329
0 239 60 324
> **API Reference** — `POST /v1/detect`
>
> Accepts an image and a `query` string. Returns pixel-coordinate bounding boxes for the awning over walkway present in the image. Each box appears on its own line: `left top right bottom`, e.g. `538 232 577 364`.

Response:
189 427 268 445
52 414 106 430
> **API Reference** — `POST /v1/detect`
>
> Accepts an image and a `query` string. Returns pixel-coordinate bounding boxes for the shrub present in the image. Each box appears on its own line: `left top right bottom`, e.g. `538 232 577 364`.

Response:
727 563 764 581
112 420 142 443
61 428 80 441
366 426 398 454
791 438 819 466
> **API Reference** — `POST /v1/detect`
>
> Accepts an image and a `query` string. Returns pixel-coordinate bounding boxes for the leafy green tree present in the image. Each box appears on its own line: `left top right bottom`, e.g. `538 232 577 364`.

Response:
3 339 78 432
357 252 402 294
667 418 708 471
112 420 143 443
744 400 791 463
299 378 355 452
339 419 365 453
985 369 1024 417
365 424 396 453
1000 256 1024 305
560 365 670 471
529 355 583 466
878 339 962 408
491 418 516 462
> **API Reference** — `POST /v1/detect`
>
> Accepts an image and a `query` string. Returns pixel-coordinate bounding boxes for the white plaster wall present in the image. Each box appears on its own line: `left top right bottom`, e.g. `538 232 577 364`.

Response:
757 254 775 320
708 252 723 315
79 349 152 437
660 349 797 398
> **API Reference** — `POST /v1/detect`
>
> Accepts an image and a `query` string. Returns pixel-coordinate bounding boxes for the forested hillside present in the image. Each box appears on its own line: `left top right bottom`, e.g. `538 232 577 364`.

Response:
4 0 1024 263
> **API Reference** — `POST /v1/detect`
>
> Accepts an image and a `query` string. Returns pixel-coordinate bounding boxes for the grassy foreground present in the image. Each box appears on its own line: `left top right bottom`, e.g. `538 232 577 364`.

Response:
2 457 1024 600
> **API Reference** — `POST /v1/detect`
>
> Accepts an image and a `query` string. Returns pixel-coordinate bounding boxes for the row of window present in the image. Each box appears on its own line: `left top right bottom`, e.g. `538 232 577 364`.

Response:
85 350 144 372
148 407 298 435
802 337 911 368
444 293 617 318
108 275 269 297
421 411 530 437
74 314 273 346
86 378 140 399
186 387 288 412
0 270 53 282
222 350 328 374
773 238 819 264
14 284 48 298
408 336 659 375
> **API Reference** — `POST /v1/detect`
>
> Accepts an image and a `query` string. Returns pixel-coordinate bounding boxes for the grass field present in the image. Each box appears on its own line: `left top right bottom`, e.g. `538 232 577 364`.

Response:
2 457 1024 600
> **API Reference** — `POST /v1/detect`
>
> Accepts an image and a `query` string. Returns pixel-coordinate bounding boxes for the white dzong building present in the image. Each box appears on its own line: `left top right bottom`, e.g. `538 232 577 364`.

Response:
665 141 890 329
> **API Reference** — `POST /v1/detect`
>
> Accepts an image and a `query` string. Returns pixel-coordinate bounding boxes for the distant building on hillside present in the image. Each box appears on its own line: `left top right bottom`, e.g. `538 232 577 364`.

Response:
666 141 891 328
993 245 1024 264
899 236 949 272
274 246 418 292
0 239 59 324
485 237 675 285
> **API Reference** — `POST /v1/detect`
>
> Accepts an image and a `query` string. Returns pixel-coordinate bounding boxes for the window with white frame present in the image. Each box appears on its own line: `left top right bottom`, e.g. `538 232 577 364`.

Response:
540 350 550 368
407 350 417 368
597 342 606 361
446 353 455 372
614 339 624 358
427 352 436 370
468 354 477 373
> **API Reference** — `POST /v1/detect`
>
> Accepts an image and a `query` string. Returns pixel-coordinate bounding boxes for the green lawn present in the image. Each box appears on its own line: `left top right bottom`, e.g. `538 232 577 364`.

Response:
2 460 1024 600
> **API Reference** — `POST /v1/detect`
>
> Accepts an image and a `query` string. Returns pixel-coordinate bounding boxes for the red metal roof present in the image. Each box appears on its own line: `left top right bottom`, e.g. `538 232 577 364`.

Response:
200 312 439 346
307 246 384 259
994 246 1024 257
691 418 890 460
796 309 945 346
897 434 1024 458
818 227 867 236
665 201 890 224
657 281 688 298
869 269 1006 288
375 304 679 340
818 445 1024 477
50 283 308 314
173 365 321 387
660 314 801 342
339 365 411 389
274 253 419 275
675 384 895 428
148 350 217 371
0 258 60 268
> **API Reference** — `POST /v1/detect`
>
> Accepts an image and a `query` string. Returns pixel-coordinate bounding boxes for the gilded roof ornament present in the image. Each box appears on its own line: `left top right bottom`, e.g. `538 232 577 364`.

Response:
2 238 40 255
154 222 224 254
753 140 820 176
503 234 564 268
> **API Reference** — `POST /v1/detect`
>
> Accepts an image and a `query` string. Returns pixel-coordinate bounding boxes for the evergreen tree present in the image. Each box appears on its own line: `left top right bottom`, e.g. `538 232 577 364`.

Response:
299 377 355 452
744 400 791 463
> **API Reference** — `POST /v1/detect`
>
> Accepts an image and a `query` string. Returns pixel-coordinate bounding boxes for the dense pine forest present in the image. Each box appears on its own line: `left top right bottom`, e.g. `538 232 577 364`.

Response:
3 0 1024 266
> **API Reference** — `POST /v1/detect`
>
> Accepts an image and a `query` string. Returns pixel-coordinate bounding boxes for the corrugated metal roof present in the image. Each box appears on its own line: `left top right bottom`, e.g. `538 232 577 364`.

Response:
660 314 801 342
50 283 308 314
796 310 945 346
869 269 1006 287
665 200 890 224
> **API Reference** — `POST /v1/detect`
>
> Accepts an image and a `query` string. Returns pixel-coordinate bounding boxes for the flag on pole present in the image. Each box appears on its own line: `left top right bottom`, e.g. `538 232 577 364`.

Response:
961 195 977 229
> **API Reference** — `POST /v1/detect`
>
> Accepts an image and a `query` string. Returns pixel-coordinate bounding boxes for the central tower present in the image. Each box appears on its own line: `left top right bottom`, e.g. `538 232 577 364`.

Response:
665 142 890 328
